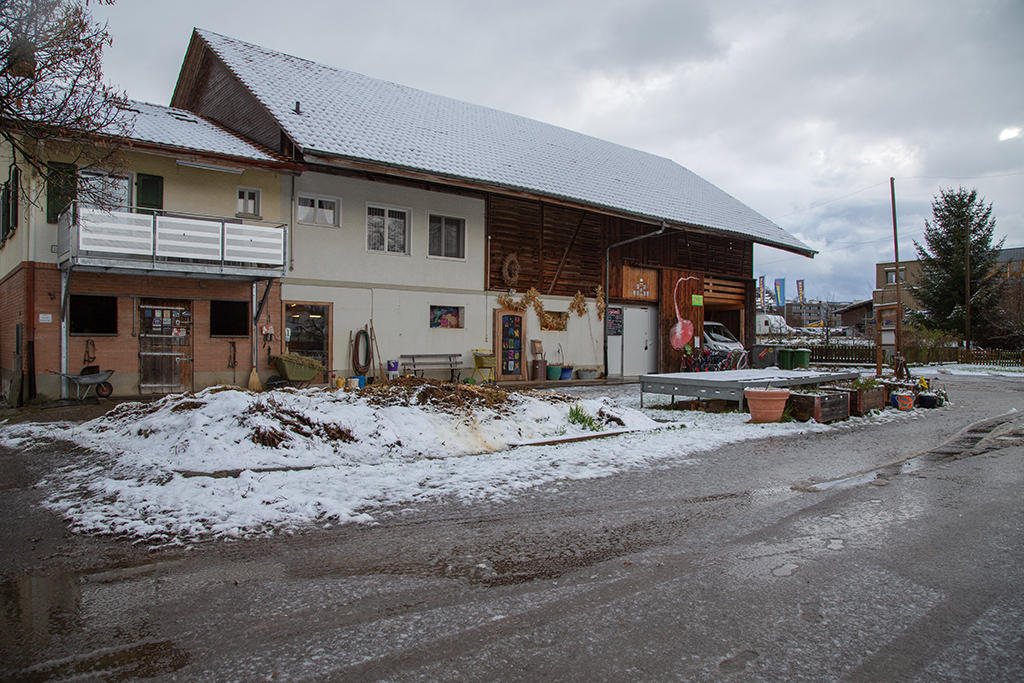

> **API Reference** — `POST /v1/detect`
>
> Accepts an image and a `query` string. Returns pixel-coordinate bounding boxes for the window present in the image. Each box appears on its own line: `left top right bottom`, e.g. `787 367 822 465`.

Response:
367 204 409 254
429 305 464 329
428 214 465 259
70 295 118 334
237 187 261 217
297 194 340 227
79 170 131 209
885 269 905 285
136 173 164 215
210 300 249 336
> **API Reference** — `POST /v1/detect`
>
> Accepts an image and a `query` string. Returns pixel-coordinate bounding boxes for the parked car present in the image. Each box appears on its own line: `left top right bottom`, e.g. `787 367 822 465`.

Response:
703 322 745 353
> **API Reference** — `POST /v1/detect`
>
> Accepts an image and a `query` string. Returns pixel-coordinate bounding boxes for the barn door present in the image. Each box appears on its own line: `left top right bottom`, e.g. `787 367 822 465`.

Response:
659 269 704 373
139 299 193 394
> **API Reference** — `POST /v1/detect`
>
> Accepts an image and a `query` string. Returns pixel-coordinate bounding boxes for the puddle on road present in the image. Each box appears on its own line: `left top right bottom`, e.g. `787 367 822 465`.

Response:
1 563 190 679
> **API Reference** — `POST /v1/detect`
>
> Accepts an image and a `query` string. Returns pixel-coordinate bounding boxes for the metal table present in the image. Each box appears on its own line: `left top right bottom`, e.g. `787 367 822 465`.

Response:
639 369 862 410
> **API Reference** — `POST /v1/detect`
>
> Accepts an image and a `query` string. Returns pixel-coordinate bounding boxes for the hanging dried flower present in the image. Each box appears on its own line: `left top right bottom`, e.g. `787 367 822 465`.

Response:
594 285 607 320
569 290 588 317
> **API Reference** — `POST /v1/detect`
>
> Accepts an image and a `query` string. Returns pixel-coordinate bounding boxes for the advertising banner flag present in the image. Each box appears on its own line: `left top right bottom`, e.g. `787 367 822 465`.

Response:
797 279 805 304
774 278 785 308
758 275 766 307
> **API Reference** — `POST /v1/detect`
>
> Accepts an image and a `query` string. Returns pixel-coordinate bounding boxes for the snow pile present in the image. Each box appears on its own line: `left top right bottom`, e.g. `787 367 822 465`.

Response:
0 381 931 544
1 384 655 542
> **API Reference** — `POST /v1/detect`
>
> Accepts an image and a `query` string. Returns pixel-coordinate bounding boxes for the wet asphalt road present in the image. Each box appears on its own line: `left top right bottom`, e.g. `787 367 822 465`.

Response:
1 374 1022 680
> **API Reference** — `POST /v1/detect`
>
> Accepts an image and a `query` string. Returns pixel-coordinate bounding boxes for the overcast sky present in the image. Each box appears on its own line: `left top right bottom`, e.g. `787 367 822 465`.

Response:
92 0 1024 302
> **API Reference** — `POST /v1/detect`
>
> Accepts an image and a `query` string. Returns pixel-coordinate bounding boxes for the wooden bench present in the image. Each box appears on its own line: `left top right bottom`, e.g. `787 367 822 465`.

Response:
399 353 463 382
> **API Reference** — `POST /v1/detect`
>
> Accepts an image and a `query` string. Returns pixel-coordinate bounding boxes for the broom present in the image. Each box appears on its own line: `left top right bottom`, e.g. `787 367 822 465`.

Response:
247 284 263 390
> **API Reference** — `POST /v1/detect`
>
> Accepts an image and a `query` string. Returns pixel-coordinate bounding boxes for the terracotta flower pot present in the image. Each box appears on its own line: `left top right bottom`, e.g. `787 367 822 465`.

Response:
744 387 791 423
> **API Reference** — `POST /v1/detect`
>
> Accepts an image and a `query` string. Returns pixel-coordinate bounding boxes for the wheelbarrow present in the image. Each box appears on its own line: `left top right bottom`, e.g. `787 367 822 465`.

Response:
266 354 323 389
49 366 114 400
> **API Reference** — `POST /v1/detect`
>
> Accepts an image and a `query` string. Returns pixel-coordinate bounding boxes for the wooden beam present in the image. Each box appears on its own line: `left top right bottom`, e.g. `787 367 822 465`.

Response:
547 211 587 294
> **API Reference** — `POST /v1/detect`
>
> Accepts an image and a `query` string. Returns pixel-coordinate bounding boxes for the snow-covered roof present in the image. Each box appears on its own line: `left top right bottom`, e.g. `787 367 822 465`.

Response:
191 29 813 256
120 100 280 163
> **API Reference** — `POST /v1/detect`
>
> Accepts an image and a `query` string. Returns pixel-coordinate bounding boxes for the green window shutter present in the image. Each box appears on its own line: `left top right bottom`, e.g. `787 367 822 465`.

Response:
8 166 18 230
136 173 163 214
46 162 77 224
1 184 9 243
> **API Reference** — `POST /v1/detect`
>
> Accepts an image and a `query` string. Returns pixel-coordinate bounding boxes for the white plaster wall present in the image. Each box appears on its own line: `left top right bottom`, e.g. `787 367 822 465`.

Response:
288 172 486 291
279 283 606 378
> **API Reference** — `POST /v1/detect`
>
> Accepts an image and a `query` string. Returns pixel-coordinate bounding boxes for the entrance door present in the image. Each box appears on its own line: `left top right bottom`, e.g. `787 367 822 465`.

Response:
283 302 330 380
622 305 659 376
139 299 192 394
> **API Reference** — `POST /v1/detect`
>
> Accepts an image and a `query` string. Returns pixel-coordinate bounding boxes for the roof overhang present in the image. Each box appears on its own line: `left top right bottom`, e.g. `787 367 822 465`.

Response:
302 149 817 258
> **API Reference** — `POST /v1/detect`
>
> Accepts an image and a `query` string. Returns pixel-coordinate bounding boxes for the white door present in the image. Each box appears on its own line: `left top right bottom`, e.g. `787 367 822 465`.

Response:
623 305 659 376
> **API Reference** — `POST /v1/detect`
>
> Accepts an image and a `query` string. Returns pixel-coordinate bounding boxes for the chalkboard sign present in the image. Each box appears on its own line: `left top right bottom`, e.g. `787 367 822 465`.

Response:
493 308 527 380
606 307 623 336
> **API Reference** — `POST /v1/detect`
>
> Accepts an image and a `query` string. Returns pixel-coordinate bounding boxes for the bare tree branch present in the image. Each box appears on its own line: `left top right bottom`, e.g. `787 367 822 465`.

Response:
1 0 134 208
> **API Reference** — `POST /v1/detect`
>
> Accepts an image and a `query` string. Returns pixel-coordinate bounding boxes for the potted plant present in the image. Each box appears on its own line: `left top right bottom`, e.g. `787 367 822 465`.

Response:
744 386 791 423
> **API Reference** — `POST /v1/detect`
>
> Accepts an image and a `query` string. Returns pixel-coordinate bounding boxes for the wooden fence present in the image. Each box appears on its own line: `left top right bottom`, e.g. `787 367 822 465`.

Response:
806 345 876 364
801 345 1023 368
958 349 1024 367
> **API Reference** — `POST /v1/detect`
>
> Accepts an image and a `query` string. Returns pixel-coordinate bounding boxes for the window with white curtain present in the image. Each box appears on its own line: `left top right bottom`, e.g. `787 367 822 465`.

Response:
297 194 340 227
428 214 465 259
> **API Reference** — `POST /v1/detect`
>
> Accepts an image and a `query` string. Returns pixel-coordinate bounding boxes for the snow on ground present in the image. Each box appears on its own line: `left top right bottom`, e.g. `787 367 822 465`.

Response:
0 381 934 544
914 363 1024 378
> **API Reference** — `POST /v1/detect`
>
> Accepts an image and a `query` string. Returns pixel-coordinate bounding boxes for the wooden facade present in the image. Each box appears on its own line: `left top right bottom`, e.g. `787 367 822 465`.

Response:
485 195 757 358
172 36 290 156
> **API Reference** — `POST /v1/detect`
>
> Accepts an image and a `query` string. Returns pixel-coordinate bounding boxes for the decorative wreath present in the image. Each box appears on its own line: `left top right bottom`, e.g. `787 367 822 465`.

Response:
501 252 521 287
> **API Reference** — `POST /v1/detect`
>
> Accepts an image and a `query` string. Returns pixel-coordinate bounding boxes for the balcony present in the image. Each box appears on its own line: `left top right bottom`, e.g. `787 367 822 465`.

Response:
58 202 287 280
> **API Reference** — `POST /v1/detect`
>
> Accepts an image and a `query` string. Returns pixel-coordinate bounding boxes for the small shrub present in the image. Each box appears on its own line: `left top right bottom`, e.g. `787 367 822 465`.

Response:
568 404 602 431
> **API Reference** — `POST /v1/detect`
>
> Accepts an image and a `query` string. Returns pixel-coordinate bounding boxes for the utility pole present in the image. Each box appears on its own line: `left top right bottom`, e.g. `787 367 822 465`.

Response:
965 224 971 352
890 177 903 357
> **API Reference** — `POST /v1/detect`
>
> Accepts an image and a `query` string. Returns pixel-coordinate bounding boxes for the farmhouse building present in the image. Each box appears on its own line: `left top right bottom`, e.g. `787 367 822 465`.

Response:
2 28 813 400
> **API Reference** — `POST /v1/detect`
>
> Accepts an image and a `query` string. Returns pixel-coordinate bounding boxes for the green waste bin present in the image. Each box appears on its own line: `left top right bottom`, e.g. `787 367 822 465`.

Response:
793 348 811 368
777 348 794 370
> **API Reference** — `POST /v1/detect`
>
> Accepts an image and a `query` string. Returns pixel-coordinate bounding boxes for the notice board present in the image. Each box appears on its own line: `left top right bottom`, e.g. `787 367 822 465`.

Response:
493 308 527 381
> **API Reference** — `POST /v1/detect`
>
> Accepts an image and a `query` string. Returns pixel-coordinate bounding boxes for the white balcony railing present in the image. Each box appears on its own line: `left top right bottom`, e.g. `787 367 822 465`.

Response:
58 202 287 278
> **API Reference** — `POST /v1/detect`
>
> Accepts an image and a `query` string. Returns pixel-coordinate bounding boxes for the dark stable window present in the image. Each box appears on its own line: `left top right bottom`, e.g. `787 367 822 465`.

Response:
210 300 249 336
70 295 117 334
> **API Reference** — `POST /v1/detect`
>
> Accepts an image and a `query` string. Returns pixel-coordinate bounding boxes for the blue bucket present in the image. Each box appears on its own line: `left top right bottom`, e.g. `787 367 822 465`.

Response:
350 375 366 388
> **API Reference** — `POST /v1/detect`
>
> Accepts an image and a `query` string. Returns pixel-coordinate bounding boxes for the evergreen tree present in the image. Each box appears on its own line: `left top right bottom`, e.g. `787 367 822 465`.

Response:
910 187 1004 344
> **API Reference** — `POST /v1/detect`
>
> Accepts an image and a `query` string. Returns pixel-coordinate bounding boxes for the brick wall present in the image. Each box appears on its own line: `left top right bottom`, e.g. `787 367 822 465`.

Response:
0 265 27 389
21 263 284 397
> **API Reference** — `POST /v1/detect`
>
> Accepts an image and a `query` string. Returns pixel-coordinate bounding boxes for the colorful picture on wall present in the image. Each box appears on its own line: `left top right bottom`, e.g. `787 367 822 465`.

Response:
429 305 462 328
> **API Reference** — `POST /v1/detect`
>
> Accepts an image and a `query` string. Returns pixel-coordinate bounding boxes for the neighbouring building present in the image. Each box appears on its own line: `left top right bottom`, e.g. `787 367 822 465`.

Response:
834 299 874 336
873 247 1024 317
2 28 815 400
783 300 850 329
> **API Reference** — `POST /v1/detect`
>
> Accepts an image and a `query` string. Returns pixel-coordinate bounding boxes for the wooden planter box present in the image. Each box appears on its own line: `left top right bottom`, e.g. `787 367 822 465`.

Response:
787 391 850 423
824 385 887 416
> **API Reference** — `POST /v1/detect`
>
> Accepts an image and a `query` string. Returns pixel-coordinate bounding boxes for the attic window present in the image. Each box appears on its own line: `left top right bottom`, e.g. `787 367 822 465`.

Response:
168 112 198 123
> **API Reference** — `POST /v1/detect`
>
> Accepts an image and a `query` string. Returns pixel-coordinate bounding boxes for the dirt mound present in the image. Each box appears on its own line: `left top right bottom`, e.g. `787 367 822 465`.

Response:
360 376 571 413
